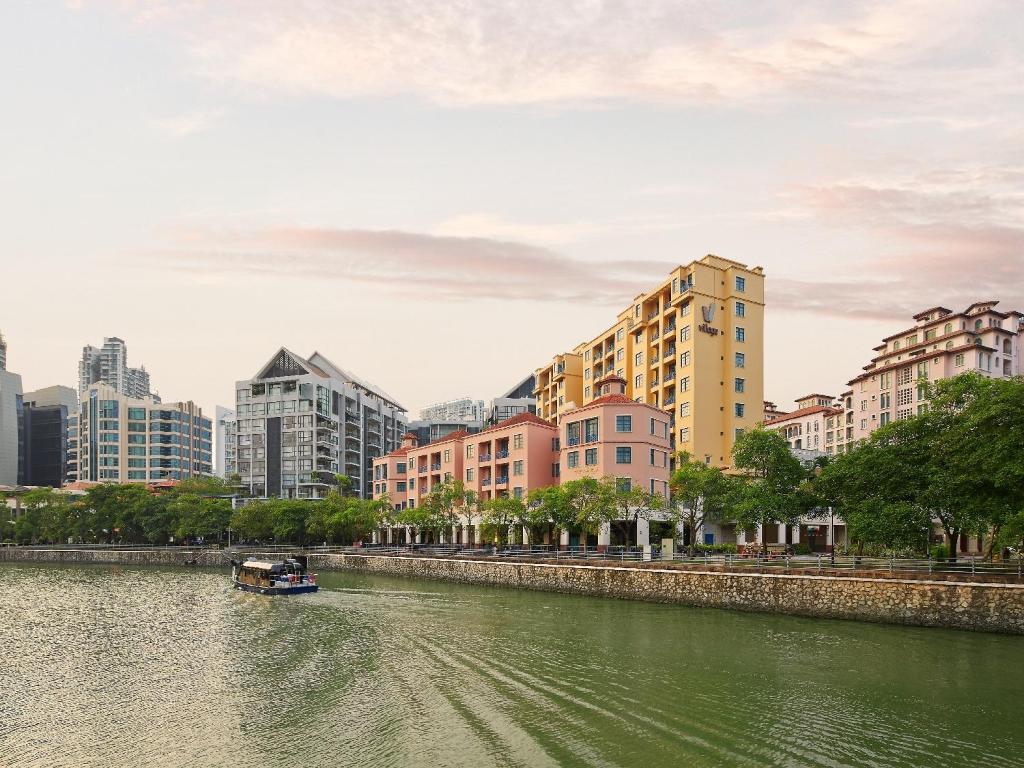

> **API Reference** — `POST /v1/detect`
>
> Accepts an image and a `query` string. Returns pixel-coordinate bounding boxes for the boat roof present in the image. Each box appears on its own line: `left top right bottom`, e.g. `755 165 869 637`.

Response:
240 560 280 570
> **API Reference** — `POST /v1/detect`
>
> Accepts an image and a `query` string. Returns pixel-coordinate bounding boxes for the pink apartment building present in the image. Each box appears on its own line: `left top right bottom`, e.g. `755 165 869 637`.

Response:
764 394 842 455
558 376 673 548
462 412 560 504
848 302 1022 441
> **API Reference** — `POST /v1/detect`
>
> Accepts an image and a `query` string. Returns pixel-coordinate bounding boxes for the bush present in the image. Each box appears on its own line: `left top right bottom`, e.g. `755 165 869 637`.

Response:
691 543 737 554
793 543 812 555
930 543 949 560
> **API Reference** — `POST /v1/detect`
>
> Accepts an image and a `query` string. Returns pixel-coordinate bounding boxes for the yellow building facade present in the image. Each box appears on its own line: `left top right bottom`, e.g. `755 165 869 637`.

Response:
534 254 764 469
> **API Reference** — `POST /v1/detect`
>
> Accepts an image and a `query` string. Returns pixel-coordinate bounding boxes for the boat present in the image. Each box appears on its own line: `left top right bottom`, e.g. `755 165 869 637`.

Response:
231 556 319 595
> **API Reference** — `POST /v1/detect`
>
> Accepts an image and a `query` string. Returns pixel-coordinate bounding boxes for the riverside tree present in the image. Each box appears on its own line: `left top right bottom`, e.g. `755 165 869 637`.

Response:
730 428 804 552
669 452 732 554
527 485 574 547
610 479 664 547
562 477 616 550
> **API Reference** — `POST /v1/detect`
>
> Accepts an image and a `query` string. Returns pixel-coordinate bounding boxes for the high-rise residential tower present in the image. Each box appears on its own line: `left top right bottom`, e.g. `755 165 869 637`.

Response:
0 331 23 485
233 348 407 500
536 254 765 470
215 406 237 479
69 383 211 484
78 337 157 401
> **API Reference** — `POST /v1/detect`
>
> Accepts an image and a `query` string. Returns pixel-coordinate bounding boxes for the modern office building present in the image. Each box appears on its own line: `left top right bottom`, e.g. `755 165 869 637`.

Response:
536 255 766 470
70 383 211 484
847 302 1022 442
21 385 78 487
233 348 407 500
0 339 23 486
215 406 237 479
78 337 157 400
0 331 6 372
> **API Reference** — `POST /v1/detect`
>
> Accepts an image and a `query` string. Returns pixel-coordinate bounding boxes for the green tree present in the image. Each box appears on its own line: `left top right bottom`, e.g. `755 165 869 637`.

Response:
669 453 732 554
562 477 616 551
527 485 574 548
731 428 804 553
610 478 665 548
480 495 525 546
420 479 473 544
230 500 275 542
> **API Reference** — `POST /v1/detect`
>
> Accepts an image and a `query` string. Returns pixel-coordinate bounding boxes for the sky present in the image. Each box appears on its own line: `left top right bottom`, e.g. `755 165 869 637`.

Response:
1 0 1021 417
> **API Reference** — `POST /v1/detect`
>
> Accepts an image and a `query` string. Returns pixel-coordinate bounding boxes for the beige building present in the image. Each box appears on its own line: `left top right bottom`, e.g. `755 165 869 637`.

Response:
848 302 1022 441
536 255 765 470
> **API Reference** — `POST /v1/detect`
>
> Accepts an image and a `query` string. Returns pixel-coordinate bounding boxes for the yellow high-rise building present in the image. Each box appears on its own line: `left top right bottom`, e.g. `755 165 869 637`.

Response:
535 254 764 470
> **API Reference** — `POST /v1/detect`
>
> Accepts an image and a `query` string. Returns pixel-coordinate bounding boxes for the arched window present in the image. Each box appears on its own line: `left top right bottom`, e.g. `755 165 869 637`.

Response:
945 341 953 349
1004 339 1012 354
975 319 983 331
944 322 952 335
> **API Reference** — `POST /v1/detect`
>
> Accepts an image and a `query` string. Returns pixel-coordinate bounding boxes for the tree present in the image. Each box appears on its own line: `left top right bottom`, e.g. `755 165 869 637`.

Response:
669 453 732 554
230 500 275 542
610 479 665 548
420 479 473 544
479 496 525 546
562 477 616 551
731 428 804 553
527 485 574 548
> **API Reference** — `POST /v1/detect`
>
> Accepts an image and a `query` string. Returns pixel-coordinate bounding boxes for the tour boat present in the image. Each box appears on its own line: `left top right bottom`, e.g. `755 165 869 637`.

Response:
231 557 319 595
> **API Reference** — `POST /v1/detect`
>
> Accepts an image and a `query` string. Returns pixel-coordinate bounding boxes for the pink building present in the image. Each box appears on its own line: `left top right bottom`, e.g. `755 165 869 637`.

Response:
848 302 1022 441
372 431 418 511
403 429 468 510
558 375 672 548
764 394 842 455
462 412 560 503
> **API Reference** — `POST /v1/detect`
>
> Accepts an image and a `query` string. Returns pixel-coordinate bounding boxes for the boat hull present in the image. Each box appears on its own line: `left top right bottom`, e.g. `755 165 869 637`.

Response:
233 581 319 596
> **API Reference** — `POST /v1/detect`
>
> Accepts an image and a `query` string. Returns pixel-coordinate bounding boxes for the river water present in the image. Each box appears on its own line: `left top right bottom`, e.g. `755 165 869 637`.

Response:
0 563 1021 767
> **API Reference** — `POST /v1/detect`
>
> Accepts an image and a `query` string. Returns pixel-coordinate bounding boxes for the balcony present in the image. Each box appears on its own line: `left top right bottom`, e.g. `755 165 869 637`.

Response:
418 466 428 473
495 450 509 459
430 463 441 471
650 329 661 341
479 453 492 462
567 437 580 446
495 476 509 485
481 478 492 486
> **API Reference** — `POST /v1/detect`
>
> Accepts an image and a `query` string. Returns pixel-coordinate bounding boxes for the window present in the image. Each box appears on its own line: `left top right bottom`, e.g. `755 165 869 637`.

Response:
617 328 624 341
735 327 745 342
955 353 965 367
584 418 599 442
735 352 745 368
672 277 679 294
679 427 690 442
735 276 746 291
585 448 598 466
615 415 632 432
514 487 524 500
513 433 523 449
635 352 643 366
679 376 690 392
584 386 591 399
615 446 632 464
567 451 579 468
466 444 474 458
616 348 624 361
513 460 524 476
466 468 475 481
679 351 691 367
735 403 745 417
617 477 632 492
443 449 451 463
679 401 690 418
880 412 891 426
679 325 691 342
735 301 745 317
635 374 643 389
734 378 744 393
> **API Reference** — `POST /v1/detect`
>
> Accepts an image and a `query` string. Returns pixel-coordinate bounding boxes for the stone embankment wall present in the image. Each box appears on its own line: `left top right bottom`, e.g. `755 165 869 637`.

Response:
309 553 1024 635
0 547 225 567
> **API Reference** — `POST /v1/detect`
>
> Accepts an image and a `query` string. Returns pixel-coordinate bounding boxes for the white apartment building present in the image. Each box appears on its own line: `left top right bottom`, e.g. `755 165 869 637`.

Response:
70 383 212 484
848 302 1022 441
215 406 237 479
78 337 157 401
234 348 407 500
0 347 22 486
419 397 486 422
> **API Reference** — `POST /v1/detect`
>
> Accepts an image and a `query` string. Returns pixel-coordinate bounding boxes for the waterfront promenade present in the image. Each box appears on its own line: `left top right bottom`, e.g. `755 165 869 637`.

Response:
3 545 1023 634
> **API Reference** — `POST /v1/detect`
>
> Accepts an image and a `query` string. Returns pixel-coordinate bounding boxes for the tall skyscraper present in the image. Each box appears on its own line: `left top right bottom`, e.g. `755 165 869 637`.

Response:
78 337 157 401
215 406 237 479
21 386 78 488
0 330 7 371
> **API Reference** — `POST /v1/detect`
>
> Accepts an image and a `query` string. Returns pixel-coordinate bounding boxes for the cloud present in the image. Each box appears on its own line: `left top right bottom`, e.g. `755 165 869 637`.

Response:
151 109 223 137
765 164 1024 319
107 0 1009 107
149 226 677 303
432 212 687 246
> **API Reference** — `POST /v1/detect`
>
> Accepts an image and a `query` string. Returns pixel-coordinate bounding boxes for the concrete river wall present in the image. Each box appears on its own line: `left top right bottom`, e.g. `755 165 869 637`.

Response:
309 553 1024 635
3 548 1022 634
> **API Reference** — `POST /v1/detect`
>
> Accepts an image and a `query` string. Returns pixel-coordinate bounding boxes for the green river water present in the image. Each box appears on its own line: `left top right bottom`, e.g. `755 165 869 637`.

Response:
0 563 1021 767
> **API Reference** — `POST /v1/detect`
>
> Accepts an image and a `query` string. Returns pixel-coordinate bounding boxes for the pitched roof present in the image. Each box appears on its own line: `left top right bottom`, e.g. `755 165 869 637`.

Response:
767 405 842 422
478 412 555 434
588 393 637 406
